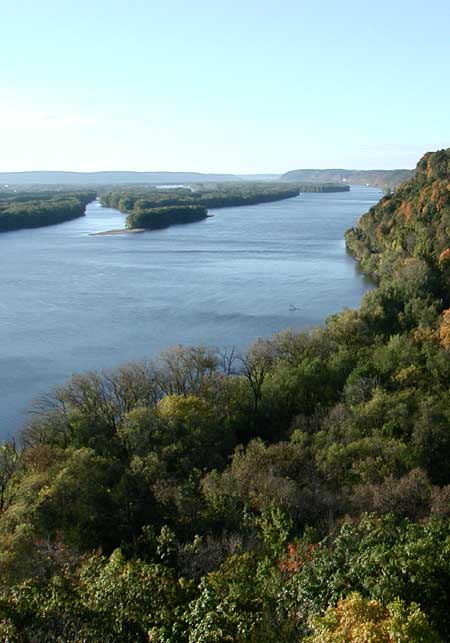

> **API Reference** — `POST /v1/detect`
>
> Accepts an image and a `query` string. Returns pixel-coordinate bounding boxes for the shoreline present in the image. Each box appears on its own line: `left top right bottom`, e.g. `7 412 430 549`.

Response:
91 215 214 236
89 228 146 236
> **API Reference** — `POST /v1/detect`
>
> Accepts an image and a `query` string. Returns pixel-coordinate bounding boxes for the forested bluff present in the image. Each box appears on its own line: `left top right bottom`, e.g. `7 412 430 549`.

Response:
1 150 450 642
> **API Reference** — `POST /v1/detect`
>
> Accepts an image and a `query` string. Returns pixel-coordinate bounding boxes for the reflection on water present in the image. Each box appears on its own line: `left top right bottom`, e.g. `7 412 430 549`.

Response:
0 186 381 436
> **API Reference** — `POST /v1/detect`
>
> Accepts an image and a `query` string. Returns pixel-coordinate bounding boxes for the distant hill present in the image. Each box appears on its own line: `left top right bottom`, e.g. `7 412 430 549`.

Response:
345 148 450 280
281 168 414 189
237 174 281 181
0 171 239 186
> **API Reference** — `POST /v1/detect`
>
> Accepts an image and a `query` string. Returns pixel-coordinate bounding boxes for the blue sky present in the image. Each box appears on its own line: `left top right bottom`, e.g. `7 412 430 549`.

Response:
1 0 449 172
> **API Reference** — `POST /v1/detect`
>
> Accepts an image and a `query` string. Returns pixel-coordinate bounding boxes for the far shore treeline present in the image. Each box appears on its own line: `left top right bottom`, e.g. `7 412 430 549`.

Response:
100 181 349 214
0 191 96 232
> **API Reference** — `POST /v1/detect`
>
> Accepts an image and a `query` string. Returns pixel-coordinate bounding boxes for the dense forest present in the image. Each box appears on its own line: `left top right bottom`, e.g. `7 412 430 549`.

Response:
0 191 96 232
100 181 348 216
1 150 450 641
281 168 413 190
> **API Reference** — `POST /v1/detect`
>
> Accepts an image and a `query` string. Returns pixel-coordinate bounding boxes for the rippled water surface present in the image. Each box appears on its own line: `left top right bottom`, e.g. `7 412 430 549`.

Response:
0 186 381 436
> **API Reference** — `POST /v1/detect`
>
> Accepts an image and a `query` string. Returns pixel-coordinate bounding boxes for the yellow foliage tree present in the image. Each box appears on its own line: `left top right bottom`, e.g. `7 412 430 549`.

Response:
158 394 214 424
306 593 440 643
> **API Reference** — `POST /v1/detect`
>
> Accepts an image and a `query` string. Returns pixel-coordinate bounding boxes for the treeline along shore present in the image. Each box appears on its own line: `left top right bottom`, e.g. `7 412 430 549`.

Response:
100 181 349 232
0 191 96 232
1 150 450 641
100 181 349 214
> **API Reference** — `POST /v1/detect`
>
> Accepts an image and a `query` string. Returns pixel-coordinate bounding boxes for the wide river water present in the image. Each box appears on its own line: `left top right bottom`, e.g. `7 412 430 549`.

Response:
1 186 381 437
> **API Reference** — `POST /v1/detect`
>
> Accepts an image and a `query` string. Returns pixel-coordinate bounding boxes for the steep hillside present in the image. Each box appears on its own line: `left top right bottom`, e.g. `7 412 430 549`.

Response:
346 149 450 288
282 168 413 189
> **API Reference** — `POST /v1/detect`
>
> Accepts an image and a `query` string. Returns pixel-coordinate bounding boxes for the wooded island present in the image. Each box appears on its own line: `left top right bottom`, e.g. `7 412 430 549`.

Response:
0 191 96 232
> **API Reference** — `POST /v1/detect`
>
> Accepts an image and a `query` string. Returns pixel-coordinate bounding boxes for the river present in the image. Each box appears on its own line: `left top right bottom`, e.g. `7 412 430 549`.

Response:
0 186 381 437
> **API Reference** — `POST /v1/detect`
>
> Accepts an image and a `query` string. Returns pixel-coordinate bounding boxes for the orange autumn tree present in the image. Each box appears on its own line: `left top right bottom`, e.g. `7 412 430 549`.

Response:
438 248 450 264
439 308 450 350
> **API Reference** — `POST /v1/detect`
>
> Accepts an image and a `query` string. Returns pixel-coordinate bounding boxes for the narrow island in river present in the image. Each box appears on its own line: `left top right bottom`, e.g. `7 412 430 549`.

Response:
126 204 208 229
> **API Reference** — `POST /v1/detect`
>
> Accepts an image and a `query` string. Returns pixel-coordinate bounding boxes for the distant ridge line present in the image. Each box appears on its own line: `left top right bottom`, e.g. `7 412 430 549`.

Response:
0 167 415 189
280 168 414 189
0 171 240 185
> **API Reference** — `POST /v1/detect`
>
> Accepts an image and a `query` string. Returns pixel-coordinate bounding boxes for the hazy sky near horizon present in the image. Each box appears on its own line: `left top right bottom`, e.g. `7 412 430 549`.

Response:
1 0 449 173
